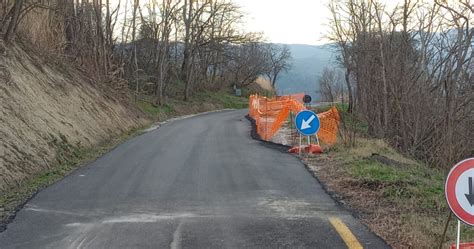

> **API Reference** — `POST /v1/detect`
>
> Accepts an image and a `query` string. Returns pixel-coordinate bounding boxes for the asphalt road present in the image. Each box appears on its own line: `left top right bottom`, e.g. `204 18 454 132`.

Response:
0 110 389 248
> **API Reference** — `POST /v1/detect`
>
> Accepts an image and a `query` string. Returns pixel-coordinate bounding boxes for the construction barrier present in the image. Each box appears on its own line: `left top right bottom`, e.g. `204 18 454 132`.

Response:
450 242 474 249
317 106 341 145
248 94 340 145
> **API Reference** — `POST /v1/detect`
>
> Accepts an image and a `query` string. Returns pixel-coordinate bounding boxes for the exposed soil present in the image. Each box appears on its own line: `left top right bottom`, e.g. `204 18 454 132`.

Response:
0 42 147 190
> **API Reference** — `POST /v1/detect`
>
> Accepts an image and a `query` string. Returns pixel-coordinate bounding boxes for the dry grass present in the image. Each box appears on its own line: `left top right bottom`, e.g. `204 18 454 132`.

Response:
17 7 65 53
301 139 474 249
0 42 147 190
341 138 418 165
0 43 247 229
254 76 274 91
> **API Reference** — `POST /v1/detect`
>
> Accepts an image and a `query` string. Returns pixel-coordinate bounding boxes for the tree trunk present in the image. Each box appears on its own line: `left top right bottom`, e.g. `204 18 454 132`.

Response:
345 68 353 113
182 0 192 101
3 0 24 41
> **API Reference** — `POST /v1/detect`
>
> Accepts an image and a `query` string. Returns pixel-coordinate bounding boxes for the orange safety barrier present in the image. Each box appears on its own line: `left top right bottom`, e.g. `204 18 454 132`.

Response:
450 242 474 249
288 144 323 154
316 106 340 145
249 94 340 145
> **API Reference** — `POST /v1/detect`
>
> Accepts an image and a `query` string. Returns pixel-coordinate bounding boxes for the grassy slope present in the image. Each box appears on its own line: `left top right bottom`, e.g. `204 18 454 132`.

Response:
136 90 248 121
302 105 473 248
0 91 248 231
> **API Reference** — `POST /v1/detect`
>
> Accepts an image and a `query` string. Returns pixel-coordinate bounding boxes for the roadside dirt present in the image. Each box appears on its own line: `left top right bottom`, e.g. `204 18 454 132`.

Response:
0 42 147 190
303 154 407 248
253 119 461 249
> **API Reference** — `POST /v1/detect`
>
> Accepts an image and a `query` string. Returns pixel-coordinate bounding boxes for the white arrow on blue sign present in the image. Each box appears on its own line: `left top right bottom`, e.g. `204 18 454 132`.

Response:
295 110 320 136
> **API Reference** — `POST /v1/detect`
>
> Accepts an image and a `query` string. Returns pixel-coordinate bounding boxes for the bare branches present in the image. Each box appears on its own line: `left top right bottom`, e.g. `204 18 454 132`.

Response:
328 0 473 167
2 0 24 41
4 0 275 107
318 67 343 103
107 0 270 103
265 44 292 88
225 42 270 88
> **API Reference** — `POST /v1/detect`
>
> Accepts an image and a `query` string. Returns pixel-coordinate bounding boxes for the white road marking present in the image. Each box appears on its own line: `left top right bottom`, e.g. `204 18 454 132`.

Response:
170 220 184 249
102 213 196 224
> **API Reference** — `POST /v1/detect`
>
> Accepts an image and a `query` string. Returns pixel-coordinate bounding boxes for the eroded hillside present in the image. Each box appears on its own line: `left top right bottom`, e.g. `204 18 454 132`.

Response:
0 42 148 189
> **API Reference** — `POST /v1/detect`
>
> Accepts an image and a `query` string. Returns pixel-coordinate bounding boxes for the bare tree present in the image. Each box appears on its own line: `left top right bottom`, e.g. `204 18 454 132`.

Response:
318 67 343 103
327 0 357 113
265 44 292 88
327 0 474 167
1 0 24 41
131 0 140 101
226 42 271 88
4 0 274 108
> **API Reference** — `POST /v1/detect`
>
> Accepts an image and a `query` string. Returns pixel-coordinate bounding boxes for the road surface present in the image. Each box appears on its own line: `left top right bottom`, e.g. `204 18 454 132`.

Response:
0 110 389 248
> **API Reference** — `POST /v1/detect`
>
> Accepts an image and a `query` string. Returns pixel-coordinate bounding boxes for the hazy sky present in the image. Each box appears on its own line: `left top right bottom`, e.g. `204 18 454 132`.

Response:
111 0 431 45
234 0 405 45
234 0 331 45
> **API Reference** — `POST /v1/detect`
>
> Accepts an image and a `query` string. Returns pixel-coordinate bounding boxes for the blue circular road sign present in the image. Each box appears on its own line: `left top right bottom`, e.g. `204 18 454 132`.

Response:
295 110 320 136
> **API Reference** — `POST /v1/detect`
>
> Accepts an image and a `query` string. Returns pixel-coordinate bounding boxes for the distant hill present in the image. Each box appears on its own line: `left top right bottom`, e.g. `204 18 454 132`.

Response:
274 44 338 100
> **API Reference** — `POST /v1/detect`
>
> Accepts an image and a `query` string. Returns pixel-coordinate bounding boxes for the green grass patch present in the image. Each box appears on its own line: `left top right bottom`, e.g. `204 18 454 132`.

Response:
193 91 248 109
346 152 446 211
334 137 447 211
136 100 174 120
335 103 349 112
322 135 467 247
350 159 411 184
136 91 248 122
312 103 348 113
311 103 368 135
310 105 332 113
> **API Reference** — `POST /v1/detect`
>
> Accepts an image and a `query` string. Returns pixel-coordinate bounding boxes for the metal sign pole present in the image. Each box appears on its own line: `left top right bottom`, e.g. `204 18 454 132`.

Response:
265 100 268 140
294 110 319 156
290 112 293 144
299 133 302 156
457 219 461 249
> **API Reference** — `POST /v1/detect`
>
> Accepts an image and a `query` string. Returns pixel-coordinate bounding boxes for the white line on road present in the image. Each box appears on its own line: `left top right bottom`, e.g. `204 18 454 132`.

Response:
170 220 184 249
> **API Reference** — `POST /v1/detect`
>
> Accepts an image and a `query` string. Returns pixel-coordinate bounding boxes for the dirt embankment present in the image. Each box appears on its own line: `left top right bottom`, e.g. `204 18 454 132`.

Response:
0 41 148 190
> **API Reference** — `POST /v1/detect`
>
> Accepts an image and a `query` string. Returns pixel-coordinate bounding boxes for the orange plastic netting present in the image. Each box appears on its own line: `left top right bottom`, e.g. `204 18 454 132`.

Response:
248 94 340 145
316 106 340 145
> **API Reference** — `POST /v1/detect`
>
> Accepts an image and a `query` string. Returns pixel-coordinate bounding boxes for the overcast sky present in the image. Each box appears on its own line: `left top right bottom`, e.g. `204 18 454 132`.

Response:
111 0 426 45
233 0 331 45
233 0 409 45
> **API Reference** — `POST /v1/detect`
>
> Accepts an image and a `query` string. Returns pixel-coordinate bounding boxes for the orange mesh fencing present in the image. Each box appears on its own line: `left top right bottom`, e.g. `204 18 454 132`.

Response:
249 94 340 145
275 93 305 103
249 94 305 141
316 106 340 145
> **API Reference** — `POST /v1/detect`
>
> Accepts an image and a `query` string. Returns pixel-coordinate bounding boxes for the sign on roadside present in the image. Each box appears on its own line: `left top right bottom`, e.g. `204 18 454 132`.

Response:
303 95 312 104
295 110 320 136
445 158 474 226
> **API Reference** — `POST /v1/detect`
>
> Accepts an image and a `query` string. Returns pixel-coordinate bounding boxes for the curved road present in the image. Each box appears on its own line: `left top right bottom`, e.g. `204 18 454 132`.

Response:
0 110 388 248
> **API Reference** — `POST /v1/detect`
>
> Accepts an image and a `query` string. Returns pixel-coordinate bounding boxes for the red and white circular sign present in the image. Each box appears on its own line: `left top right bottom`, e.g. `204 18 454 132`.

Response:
445 158 474 226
